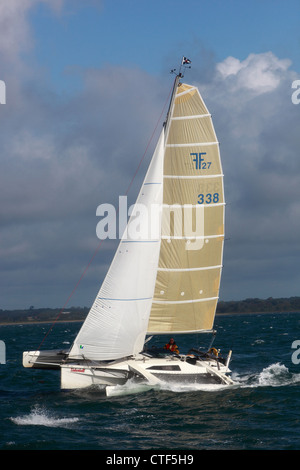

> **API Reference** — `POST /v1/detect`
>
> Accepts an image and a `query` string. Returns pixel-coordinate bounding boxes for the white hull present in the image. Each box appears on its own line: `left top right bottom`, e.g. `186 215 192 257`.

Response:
23 347 234 392
60 352 234 391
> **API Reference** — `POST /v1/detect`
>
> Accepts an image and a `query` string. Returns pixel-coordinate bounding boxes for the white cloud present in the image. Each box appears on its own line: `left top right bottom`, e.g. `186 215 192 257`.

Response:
200 52 300 300
0 0 63 62
216 52 291 94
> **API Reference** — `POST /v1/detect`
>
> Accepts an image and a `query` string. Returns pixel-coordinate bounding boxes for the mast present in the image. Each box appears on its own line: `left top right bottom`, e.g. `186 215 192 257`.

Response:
164 73 181 140
164 57 192 140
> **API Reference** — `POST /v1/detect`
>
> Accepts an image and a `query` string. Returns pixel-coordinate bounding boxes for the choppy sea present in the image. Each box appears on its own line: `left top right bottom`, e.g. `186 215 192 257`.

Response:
1 312 300 452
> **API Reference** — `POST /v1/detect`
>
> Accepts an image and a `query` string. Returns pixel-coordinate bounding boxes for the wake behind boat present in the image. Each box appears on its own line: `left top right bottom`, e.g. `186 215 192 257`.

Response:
23 58 235 392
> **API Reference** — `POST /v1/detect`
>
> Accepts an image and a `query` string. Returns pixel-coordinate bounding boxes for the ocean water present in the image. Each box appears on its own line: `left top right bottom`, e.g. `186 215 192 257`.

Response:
1 312 300 451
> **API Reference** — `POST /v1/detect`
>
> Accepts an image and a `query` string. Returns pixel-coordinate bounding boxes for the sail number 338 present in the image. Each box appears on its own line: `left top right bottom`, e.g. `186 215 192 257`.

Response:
198 193 219 204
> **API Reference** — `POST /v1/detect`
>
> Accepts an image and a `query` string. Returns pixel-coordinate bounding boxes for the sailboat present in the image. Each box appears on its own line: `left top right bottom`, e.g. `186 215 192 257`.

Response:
23 59 234 392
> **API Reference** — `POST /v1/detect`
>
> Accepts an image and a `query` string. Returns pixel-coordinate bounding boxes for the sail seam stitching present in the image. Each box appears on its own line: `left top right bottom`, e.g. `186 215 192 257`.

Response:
166 142 218 147
161 234 224 240
171 114 211 120
147 329 214 334
157 265 222 272
152 296 218 305
162 202 224 207
164 174 223 179
176 87 197 97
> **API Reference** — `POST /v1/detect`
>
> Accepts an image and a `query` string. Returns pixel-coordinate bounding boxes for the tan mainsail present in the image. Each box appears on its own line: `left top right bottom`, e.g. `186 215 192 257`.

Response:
148 83 225 333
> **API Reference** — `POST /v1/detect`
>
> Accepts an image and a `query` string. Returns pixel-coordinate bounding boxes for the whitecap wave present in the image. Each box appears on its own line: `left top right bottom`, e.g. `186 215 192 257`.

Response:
158 381 229 393
106 380 157 397
235 362 300 388
11 405 79 427
106 378 231 396
257 362 300 387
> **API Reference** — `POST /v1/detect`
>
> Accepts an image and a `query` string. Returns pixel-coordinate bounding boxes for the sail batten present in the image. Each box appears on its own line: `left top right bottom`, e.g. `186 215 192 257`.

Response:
166 142 219 147
164 174 223 179
158 264 223 272
148 329 214 335
171 113 211 120
176 86 197 97
153 296 218 305
161 235 224 240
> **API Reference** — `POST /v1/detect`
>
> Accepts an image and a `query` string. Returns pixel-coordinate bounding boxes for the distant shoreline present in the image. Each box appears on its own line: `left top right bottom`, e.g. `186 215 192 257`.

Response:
0 309 299 327
1 298 299 326
0 319 84 326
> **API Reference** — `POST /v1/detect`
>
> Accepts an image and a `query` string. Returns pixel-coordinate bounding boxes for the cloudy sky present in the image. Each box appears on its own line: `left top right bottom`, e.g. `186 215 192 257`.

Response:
0 0 299 310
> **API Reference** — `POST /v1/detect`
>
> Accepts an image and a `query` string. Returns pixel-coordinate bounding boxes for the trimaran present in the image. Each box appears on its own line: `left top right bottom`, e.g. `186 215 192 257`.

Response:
23 58 235 394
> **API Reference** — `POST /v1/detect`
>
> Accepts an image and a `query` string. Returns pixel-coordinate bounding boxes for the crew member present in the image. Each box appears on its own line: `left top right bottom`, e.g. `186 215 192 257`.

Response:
164 338 179 354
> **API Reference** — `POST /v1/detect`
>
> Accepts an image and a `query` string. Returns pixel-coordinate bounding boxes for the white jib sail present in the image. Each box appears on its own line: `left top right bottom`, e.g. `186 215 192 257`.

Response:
69 130 165 361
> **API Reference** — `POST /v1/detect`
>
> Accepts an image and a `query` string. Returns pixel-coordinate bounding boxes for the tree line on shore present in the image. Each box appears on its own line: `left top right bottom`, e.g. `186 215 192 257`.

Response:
217 296 300 314
0 297 300 324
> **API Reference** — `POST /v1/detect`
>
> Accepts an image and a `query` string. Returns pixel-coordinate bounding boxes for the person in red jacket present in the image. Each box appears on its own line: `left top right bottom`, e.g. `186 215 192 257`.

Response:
164 338 179 354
